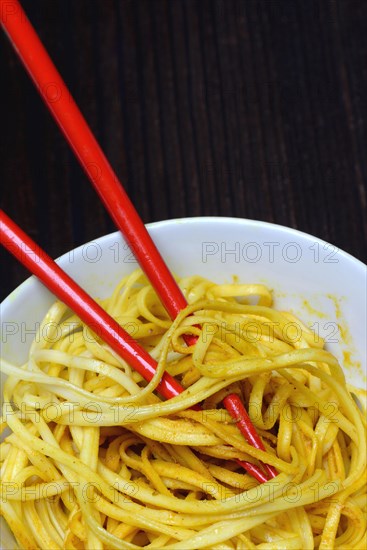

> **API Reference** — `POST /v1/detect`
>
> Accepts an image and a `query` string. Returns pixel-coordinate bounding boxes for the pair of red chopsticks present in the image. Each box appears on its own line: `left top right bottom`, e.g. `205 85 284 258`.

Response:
0 0 276 484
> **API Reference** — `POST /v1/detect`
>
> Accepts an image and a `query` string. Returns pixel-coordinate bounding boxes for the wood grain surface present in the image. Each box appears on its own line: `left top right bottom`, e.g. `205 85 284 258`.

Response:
1 0 366 301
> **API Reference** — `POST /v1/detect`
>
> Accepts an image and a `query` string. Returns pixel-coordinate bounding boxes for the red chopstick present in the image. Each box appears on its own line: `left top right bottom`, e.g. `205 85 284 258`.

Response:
0 0 277 481
223 395 277 479
1 209 268 483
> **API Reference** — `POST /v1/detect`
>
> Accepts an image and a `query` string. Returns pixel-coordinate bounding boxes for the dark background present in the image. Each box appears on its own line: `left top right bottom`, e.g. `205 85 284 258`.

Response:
1 0 366 301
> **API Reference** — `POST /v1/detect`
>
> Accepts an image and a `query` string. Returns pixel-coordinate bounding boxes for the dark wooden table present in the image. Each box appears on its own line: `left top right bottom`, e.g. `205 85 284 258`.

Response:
1 0 366 301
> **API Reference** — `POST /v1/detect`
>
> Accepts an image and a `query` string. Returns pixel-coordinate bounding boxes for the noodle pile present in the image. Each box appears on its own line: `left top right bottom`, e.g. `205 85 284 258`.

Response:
1 270 366 549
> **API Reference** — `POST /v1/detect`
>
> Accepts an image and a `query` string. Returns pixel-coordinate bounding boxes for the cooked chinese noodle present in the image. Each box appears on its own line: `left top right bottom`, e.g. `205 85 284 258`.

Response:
1 270 366 549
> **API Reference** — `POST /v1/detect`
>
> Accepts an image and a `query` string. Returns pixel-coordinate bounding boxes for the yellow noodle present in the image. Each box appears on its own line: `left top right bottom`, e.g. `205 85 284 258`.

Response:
1 270 366 549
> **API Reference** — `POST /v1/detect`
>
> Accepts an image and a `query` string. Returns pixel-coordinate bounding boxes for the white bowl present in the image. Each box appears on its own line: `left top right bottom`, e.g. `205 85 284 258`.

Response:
1 217 366 548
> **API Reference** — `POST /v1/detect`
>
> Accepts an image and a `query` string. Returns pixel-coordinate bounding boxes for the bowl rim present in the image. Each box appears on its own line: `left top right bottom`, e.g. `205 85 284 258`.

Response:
2 216 366 309
149 216 367 269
